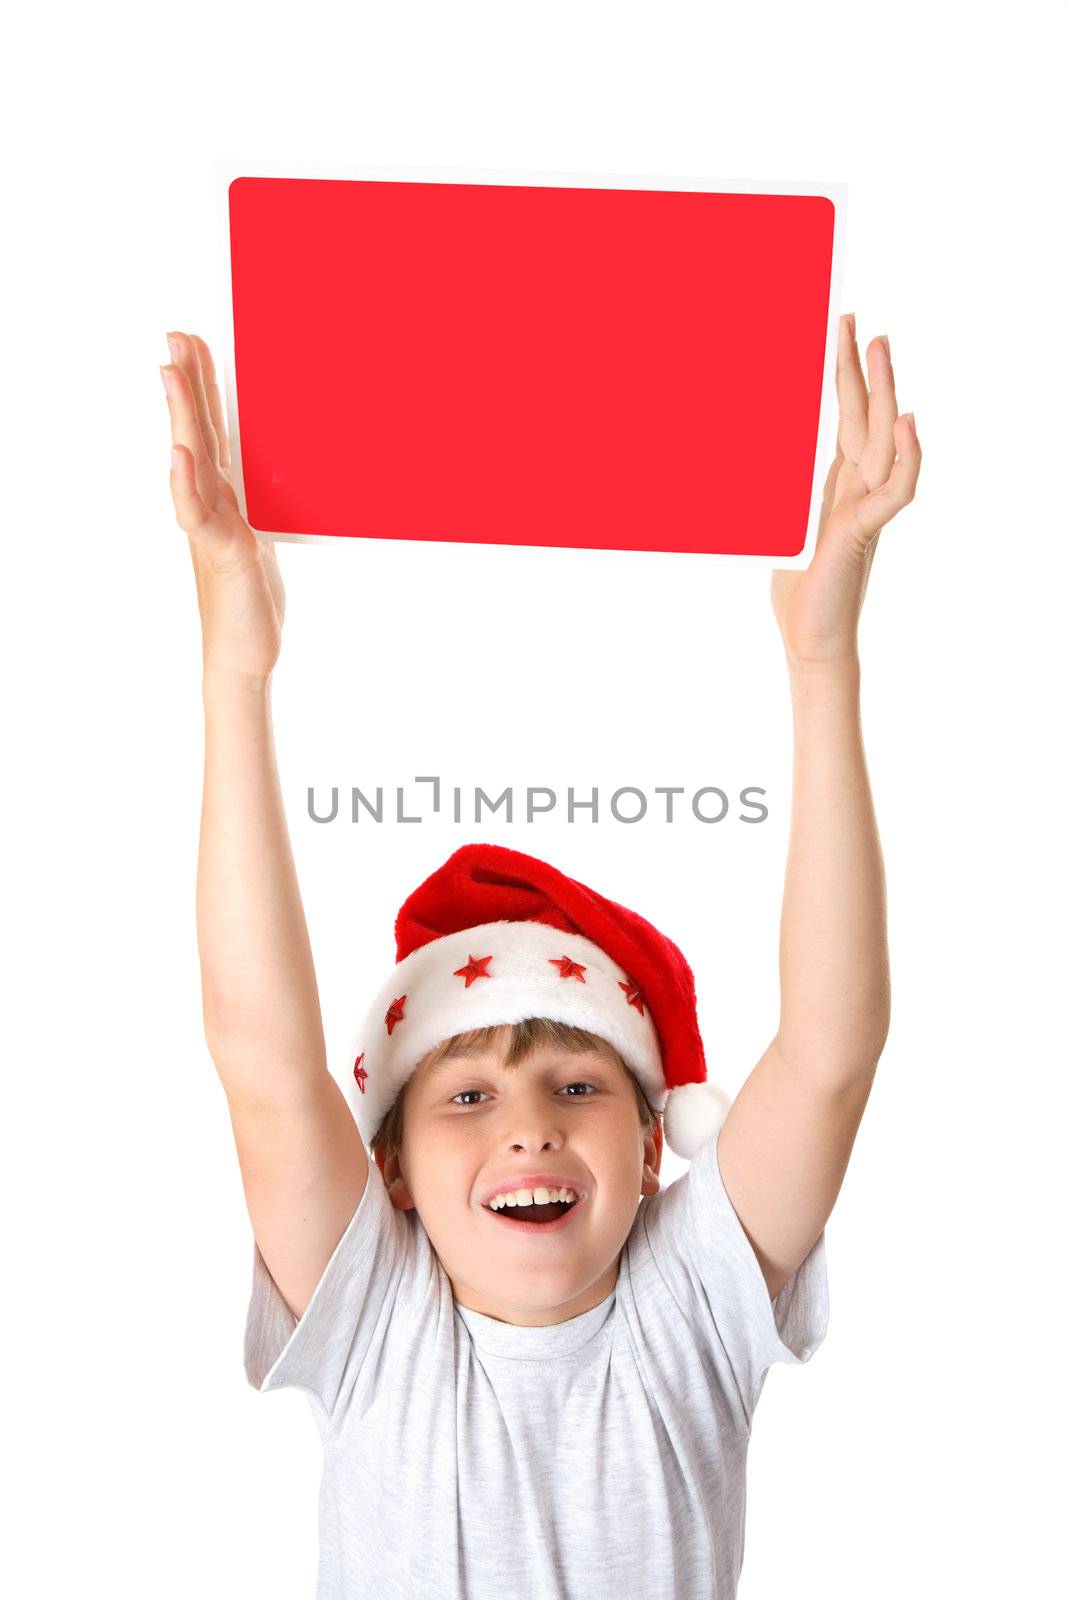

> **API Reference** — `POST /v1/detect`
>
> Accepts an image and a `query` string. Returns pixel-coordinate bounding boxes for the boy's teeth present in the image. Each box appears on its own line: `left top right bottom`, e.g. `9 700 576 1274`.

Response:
489 1186 577 1209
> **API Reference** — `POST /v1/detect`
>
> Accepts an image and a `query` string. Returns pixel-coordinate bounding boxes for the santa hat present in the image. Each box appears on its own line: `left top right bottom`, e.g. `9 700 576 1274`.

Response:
346 843 731 1160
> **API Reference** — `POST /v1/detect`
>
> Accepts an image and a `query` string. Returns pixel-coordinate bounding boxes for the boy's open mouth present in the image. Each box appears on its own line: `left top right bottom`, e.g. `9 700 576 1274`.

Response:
482 1197 582 1233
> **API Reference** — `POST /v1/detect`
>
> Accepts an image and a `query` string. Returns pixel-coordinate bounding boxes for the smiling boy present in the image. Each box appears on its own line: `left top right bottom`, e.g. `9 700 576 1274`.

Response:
378 1019 659 1328
163 313 920 1598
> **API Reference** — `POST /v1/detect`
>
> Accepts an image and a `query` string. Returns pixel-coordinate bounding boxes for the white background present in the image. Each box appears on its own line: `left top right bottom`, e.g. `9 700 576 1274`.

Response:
5 2 1064 1596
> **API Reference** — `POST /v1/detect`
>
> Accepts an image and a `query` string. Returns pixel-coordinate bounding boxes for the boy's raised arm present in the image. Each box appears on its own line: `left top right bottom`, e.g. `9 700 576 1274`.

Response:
767 320 920 1084
715 318 921 1301
163 330 368 1319
162 330 331 1107
199 671 330 1104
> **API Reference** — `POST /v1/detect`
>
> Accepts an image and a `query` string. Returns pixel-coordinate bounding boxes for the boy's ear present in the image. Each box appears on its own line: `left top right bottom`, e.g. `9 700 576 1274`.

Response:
641 1115 664 1196
375 1145 416 1211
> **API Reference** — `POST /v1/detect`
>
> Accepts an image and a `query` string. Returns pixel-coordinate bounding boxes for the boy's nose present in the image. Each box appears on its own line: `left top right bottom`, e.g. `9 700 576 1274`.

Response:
507 1125 564 1153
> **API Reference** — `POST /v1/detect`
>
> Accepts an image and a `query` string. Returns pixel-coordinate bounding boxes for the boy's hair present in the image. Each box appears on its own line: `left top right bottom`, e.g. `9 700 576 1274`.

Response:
370 1016 661 1159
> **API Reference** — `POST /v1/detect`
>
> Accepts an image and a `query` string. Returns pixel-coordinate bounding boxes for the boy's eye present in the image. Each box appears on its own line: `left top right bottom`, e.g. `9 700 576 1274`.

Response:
450 1082 597 1107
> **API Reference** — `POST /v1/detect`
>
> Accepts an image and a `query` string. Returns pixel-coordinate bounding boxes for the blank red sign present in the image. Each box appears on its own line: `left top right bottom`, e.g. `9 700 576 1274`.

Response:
226 176 837 558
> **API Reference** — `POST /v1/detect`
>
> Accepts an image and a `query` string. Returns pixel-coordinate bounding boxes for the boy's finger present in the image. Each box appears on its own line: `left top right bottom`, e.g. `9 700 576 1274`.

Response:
164 328 217 470
190 333 232 474
862 337 898 490
836 314 869 464
167 332 218 472
163 359 211 480
853 415 921 537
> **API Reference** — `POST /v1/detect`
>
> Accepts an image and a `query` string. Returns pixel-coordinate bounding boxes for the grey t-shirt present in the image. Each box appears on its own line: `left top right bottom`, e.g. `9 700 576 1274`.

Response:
244 1128 828 1599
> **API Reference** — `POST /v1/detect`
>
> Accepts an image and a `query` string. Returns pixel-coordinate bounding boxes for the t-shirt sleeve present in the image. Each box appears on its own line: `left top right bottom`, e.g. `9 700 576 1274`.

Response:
243 1153 428 1428
639 1126 829 1428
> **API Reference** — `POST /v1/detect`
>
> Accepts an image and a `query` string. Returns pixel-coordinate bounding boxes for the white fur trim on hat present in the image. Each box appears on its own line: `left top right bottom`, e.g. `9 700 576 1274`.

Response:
346 919 665 1146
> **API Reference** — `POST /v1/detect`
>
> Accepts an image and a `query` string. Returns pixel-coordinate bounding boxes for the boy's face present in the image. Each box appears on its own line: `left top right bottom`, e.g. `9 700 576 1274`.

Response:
375 1035 663 1326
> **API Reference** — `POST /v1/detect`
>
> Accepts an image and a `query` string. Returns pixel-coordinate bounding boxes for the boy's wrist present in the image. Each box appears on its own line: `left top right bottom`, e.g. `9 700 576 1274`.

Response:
202 664 274 702
785 649 861 684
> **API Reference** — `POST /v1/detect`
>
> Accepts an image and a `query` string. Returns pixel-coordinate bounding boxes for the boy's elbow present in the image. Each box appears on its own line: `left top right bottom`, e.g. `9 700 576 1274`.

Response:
777 1012 890 1091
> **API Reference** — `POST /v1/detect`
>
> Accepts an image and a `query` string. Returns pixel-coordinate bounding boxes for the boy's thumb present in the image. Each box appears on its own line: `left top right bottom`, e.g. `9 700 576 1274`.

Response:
170 444 210 541
170 445 249 570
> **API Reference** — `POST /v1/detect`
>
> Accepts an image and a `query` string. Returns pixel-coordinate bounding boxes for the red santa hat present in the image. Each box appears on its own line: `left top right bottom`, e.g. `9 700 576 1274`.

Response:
346 843 731 1160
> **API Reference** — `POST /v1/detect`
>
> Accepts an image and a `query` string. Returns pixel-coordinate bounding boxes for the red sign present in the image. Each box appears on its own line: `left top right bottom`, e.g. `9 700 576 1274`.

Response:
223 172 840 560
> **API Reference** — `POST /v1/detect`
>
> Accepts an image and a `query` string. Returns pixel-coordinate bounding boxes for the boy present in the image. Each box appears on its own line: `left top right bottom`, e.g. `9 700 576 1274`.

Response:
161 316 921 1598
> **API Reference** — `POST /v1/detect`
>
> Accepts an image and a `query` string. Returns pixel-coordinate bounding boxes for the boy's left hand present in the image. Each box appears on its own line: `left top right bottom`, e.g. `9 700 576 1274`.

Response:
771 314 922 667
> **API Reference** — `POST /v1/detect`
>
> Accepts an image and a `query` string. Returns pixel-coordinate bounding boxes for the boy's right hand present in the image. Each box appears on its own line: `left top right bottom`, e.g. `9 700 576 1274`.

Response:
162 331 285 685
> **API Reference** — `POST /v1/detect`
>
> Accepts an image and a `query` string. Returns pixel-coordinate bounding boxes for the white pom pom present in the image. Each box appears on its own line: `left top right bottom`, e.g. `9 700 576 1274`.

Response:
663 1081 732 1160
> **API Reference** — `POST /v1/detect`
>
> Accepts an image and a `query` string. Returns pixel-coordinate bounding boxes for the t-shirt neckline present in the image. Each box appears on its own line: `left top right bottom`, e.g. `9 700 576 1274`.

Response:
454 1287 617 1360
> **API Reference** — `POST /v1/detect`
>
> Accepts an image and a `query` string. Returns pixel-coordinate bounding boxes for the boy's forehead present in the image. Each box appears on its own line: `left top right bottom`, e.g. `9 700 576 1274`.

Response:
420 1038 622 1075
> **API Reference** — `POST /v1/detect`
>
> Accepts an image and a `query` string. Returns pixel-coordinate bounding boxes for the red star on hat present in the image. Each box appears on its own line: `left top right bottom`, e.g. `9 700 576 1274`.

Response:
385 996 407 1035
454 954 493 988
352 1053 368 1093
549 954 587 982
618 977 646 1015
